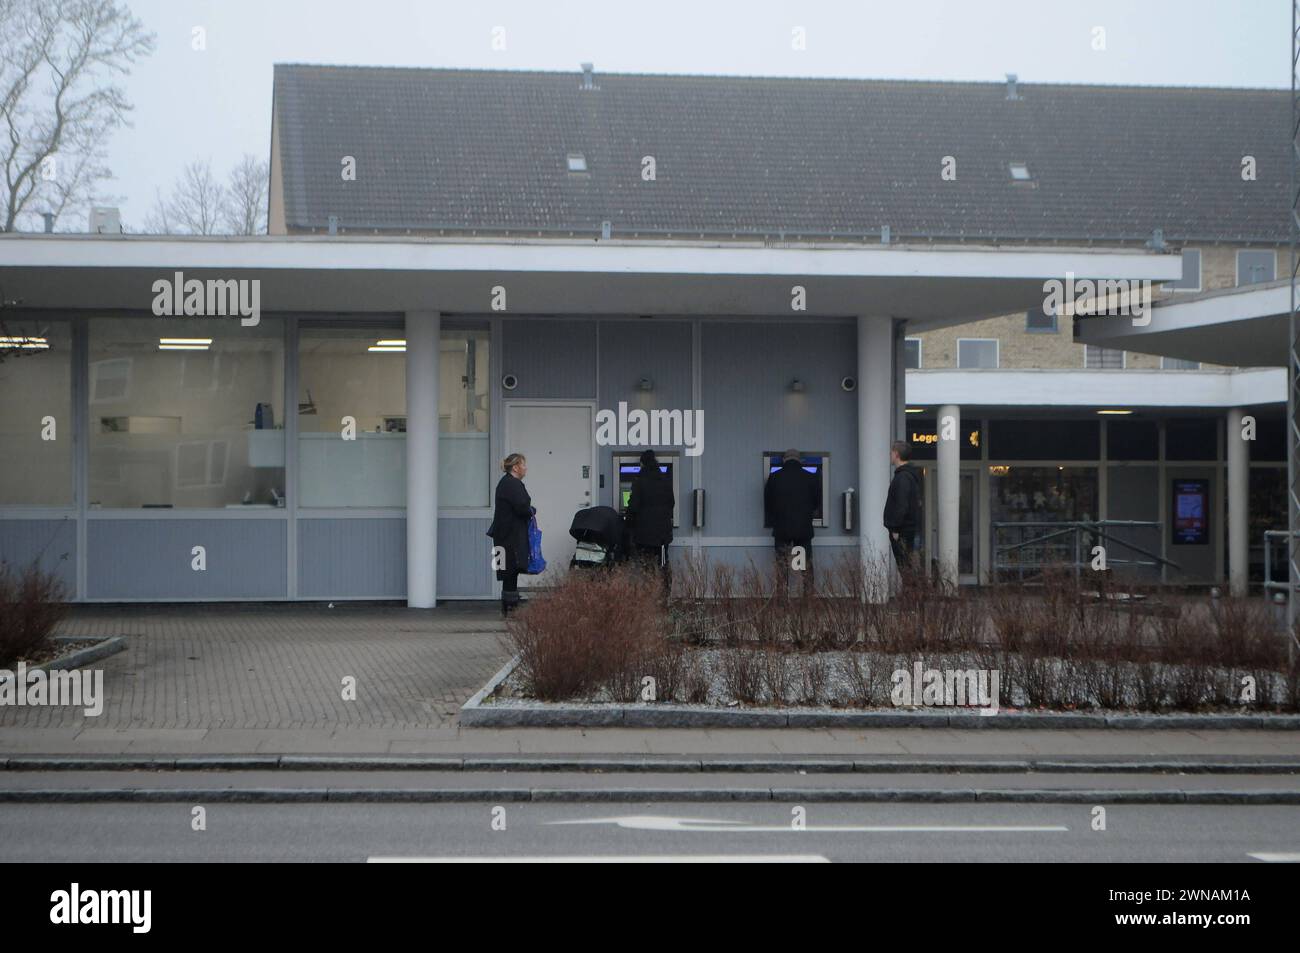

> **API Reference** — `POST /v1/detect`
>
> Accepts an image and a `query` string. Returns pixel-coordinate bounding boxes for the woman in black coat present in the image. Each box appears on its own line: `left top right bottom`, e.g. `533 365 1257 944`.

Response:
626 449 674 597
487 453 533 615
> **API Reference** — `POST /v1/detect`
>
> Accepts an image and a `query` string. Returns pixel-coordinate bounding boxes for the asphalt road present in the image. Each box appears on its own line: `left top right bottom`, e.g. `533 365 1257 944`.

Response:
3 799 1299 862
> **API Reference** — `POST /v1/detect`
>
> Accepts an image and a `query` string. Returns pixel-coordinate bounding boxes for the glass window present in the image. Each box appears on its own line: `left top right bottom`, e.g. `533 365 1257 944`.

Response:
1167 249 1201 291
1236 250 1276 286
990 466 1099 572
1165 417 1218 461
1025 303 1056 333
1084 345 1124 369
87 317 285 509
957 339 998 369
989 419 1099 461
1161 356 1200 370
1107 419 1158 461
296 325 490 508
903 338 921 369
0 319 72 505
298 323 407 508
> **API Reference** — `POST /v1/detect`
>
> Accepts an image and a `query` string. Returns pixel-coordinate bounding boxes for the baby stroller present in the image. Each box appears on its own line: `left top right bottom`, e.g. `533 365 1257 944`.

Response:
569 505 627 570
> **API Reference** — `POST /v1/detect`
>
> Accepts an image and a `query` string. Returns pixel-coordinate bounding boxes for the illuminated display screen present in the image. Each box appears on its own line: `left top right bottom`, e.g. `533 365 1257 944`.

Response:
1171 478 1209 545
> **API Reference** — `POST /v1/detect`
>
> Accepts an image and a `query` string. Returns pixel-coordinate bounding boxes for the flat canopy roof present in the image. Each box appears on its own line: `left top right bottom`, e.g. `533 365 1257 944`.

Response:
0 234 1179 325
1076 279 1290 369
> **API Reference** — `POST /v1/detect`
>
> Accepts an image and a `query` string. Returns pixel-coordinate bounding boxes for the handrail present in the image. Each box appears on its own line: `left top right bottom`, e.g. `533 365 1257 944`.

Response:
991 519 1181 580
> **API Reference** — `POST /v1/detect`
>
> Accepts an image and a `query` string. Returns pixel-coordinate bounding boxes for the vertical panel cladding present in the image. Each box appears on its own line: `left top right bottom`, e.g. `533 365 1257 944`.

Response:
596 320 695 508
500 318 597 399
700 321 858 538
1106 467 1160 584
438 516 494 598
0 519 77 592
86 519 288 599
298 518 406 598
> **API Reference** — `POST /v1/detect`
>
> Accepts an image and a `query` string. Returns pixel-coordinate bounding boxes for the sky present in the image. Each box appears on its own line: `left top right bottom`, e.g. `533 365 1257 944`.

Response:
97 0 1287 229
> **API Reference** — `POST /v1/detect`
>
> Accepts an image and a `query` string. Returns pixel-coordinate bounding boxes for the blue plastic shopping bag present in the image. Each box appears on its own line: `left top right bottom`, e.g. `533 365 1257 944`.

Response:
526 516 546 574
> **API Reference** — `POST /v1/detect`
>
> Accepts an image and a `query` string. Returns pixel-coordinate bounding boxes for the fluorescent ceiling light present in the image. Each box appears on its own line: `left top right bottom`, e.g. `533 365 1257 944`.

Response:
1096 409 1133 415
0 336 48 349
905 407 925 414
159 337 211 351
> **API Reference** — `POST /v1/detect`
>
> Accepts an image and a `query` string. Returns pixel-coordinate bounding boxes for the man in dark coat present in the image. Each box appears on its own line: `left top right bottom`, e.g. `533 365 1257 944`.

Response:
487 453 533 615
625 449 674 597
883 440 922 583
764 448 821 598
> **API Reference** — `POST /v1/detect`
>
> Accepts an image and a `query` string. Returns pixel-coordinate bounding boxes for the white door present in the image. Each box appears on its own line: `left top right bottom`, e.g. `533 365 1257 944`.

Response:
503 402 595 587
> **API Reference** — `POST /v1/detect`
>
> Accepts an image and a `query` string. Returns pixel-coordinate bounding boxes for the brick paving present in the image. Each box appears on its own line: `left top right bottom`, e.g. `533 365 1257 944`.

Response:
0 603 510 732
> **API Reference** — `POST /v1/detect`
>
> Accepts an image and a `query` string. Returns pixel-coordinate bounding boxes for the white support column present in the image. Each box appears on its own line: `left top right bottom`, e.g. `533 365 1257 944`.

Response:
937 403 961 589
406 311 440 608
858 316 893 599
1227 406 1249 597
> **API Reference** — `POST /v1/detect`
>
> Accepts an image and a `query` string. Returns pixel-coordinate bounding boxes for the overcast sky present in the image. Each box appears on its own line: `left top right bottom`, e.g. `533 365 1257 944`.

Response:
105 0 1285 229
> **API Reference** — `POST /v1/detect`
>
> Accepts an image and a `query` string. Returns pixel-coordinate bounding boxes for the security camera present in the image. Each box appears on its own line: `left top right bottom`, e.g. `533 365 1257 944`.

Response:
841 376 857 392
502 373 518 391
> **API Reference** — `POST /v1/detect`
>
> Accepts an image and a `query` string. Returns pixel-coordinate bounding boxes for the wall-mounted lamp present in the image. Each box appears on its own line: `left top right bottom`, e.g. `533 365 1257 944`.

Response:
789 378 805 393
637 377 654 392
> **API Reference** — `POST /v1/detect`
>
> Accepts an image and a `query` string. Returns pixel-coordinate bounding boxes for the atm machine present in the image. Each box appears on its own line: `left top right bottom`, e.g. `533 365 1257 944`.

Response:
761 451 830 528
611 451 681 526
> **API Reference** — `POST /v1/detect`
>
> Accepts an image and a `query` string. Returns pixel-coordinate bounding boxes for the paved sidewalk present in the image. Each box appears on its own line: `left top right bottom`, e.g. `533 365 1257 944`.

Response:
0 603 509 736
3 604 1300 759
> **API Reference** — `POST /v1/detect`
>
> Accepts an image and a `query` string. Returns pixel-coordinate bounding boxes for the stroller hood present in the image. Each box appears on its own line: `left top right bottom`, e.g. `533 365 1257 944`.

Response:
569 505 624 548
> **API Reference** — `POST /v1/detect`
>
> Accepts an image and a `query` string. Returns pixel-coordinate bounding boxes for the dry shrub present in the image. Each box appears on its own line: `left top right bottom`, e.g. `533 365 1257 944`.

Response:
504 566 670 702
0 561 68 666
719 644 764 704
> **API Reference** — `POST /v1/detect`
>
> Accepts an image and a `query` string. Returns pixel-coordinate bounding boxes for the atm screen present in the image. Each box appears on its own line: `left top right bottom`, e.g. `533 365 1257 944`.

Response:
767 455 823 476
621 489 632 509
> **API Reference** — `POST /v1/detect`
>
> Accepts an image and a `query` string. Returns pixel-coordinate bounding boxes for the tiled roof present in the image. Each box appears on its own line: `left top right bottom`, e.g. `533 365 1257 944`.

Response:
272 65 1288 243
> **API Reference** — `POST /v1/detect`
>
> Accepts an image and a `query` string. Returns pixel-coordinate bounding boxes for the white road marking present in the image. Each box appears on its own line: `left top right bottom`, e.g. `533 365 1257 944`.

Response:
547 814 1069 833
368 855 830 863
1247 852 1300 862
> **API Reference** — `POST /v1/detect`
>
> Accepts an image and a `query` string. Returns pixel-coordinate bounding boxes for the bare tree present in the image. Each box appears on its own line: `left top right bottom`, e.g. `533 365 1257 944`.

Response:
224 153 268 235
145 154 268 235
1 0 155 232
143 158 226 235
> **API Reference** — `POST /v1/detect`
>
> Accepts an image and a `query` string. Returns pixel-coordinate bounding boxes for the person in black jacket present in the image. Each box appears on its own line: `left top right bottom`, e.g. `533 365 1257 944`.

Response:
764 449 821 598
625 449 674 597
486 453 534 615
883 440 922 582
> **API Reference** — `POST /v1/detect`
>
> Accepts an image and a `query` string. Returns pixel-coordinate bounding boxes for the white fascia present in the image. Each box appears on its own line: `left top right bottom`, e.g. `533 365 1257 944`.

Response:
905 367 1285 409
0 235 1182 281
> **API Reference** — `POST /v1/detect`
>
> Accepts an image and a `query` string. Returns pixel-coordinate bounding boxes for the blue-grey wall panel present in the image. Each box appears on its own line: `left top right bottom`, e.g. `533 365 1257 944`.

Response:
298 518 406 599
501 319 597 399
700 321 858 538
596 320 695 509
87 519 287 600
0 519 77 592
438 516 494 598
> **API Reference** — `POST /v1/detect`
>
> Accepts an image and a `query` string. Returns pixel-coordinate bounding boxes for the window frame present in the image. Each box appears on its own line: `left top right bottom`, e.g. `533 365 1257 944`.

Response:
1084 344 1126 370
1236 249 1276 286
1024 303 1058 334
1166 248 1202 293
903 336 922 370
956 337 1000 369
